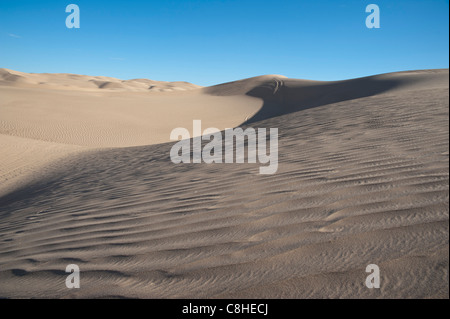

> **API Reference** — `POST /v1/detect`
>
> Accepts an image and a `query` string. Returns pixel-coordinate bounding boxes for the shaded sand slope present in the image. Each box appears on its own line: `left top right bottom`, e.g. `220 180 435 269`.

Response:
0 134 83 200
0 69 448 298
205 69 449 122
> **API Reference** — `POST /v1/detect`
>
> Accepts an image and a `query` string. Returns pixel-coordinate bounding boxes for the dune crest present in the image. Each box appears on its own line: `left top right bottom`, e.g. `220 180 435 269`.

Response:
0 68 202 92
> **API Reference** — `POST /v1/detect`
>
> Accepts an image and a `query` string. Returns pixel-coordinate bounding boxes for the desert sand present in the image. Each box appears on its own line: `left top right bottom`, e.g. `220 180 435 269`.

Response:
0 68 448 298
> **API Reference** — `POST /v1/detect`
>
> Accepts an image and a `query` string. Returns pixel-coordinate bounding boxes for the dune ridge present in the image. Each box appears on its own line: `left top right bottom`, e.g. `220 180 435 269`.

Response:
0 68 202 92
0 68 448 298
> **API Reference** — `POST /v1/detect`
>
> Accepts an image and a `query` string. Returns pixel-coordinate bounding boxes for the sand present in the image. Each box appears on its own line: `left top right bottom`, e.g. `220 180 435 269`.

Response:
0 68 261 196
0 68 448 298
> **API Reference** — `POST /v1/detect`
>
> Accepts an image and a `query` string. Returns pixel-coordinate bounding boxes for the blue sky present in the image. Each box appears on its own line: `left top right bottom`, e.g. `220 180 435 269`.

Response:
0 0 448 86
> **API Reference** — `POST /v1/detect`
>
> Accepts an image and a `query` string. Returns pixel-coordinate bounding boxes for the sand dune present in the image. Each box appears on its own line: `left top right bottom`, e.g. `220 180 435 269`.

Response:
205 69 449 122
0 68 448 298
0 86 261 147
0 68 202 92
0 68 262 195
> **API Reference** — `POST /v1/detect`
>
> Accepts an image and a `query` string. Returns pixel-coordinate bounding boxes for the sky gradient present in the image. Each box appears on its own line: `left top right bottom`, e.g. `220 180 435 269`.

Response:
0 0 448 86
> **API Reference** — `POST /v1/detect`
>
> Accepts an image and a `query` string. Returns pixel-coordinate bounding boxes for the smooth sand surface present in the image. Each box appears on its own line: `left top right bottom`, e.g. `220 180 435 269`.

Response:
0 68 448 298
0 68 262 195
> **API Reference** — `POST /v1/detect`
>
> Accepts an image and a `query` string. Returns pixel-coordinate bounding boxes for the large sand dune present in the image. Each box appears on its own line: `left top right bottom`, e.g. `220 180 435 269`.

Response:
0 68 448 298
0 68 262 195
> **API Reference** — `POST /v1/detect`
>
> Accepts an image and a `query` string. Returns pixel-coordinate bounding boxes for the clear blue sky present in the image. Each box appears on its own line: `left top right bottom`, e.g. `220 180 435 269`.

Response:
0 0 448 86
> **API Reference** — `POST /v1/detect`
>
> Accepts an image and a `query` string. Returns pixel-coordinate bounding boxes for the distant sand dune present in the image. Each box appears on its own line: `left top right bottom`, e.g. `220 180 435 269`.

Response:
0 68 448 298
